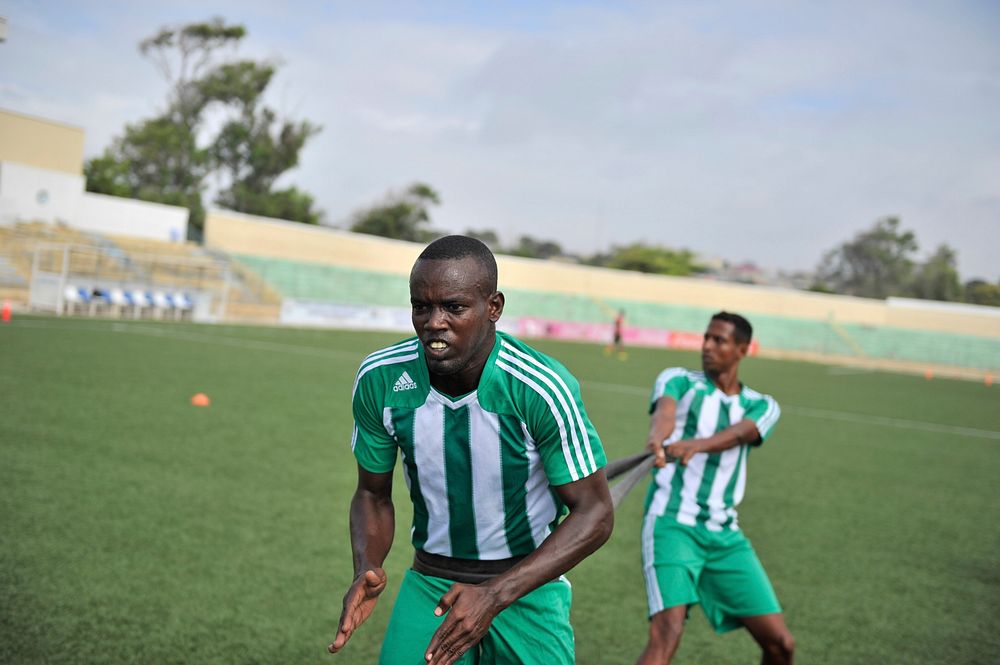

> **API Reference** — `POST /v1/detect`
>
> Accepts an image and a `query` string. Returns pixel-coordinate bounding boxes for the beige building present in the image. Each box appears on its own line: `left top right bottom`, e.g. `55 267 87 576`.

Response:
0 108 188 241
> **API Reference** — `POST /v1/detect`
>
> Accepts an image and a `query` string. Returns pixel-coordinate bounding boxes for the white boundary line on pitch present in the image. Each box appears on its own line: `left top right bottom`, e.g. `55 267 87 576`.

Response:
109 323 363 361
4 317 360 362
582 380 1000 441
825 366 876 376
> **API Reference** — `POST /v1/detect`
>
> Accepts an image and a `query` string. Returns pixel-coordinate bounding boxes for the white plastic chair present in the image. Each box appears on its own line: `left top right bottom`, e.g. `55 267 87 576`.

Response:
172 291 193 320
63 285 85 315
109 288 129 318
151 291 172 319
129 290 149 318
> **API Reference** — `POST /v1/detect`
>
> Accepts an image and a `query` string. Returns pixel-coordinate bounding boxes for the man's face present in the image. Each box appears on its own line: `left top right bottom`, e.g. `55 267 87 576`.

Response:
701 319 747 376
409 257 504 386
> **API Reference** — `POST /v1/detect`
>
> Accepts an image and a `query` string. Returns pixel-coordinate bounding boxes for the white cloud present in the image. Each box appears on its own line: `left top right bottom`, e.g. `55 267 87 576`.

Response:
3 0 998 279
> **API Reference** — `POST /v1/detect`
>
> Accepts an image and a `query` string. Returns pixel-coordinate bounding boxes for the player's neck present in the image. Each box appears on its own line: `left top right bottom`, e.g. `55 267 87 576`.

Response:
706 368 741 395
430 356 489 397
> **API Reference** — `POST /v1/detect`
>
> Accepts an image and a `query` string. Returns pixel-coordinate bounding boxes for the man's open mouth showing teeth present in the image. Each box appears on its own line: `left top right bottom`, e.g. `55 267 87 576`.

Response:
429 341 448 350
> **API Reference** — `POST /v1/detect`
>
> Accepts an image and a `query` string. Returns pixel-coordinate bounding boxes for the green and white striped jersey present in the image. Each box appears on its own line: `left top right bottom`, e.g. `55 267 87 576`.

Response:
351 331 607 560
645 368 780 531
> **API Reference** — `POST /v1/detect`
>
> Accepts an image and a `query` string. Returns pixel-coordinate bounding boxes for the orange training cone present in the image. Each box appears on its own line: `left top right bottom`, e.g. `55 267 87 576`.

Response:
923 370 934 381
1 300 10 323
986 374 994 387
190 393 211 407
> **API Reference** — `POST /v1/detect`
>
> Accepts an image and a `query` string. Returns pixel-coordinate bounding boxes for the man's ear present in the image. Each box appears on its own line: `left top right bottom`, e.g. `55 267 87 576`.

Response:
736 340 749 359
488 291 505 322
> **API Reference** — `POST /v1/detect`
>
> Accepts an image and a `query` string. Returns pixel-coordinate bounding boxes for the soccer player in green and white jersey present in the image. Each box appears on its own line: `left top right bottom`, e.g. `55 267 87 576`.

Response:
328 235 614 665
635 312 795 665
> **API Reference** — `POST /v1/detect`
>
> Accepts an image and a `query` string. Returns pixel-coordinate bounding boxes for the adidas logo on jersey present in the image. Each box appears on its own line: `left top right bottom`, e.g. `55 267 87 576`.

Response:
393 371 418 392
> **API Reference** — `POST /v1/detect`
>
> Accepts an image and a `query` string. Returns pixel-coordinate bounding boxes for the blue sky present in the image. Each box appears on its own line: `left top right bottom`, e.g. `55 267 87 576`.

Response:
2 0 998 280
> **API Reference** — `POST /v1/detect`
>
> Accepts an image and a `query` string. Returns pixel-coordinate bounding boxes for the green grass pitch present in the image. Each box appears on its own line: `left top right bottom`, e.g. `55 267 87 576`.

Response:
2 316 998 664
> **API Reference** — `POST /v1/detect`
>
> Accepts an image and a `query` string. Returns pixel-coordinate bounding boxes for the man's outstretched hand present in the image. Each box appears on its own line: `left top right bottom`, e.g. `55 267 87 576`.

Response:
329 568 388 654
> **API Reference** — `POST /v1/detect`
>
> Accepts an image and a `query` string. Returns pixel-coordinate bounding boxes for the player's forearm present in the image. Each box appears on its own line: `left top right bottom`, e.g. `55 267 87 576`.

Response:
348 488 395 575
647 399 677 447
692 419 760 454
481 479 613 610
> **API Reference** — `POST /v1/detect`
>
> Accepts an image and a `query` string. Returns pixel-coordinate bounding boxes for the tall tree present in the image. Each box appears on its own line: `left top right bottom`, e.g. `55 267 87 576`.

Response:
910 244 962 302
963 280 1000 307
504 236 564 260
205 62 322 224
350 183 442 242
464 229 500 250
590 243 703 276
812 217 918 298
85 116 208 227
84 18 321 235
139 17 247 128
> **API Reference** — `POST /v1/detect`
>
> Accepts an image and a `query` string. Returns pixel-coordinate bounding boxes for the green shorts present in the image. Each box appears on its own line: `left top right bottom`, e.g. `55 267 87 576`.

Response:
641 516 782 633
379 569 575 665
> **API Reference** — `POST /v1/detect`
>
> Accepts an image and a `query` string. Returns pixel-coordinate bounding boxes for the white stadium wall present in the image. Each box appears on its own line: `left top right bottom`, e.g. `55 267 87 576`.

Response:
77 192 188 243
0 161 189 243
0 161 84 226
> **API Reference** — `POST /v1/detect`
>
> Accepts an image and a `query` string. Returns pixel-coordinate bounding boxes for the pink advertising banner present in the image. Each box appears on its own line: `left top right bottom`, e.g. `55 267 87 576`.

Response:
516 317 759 355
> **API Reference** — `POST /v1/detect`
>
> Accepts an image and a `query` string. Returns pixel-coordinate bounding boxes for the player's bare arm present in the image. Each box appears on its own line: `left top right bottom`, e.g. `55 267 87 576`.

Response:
647 396 677 467
329 467 394 654
423 471 614 665
665 419 762 465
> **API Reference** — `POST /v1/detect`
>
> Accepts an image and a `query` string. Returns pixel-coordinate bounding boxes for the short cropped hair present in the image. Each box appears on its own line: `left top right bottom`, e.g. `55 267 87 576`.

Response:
417 235 498 292
711 311 753 344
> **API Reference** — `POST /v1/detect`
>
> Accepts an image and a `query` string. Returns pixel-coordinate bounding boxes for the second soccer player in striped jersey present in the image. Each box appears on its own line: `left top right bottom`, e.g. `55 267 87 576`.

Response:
329 235 614 665
635 312 795 665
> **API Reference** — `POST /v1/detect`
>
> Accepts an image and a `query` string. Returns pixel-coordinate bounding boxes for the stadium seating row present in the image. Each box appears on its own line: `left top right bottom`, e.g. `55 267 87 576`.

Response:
63 285 194 320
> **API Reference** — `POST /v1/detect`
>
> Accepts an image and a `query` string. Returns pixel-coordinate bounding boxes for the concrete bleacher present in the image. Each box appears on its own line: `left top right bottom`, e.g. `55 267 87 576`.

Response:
235 254 407 307
839 323 1000 370
0 221 281 320
0 222 99 303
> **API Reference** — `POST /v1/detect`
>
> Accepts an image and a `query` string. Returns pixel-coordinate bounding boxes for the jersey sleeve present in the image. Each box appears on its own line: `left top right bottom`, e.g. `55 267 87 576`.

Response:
649 368 691 413
743 393 781 445
523 362 607 487
351 372 398 473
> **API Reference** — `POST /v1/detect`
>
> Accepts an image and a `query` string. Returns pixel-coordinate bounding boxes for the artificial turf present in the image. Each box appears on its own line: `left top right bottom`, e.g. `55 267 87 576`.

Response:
1 316 998 664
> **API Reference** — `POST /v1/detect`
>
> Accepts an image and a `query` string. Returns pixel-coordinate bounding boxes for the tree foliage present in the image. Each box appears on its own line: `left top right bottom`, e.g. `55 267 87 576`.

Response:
85 117 208 225
811 217 999 306
588 243 704 276
464 229 500 250
207 68 321 224
350 183 442 242
504 236 564 260
84 17 321 235
963 280 1000 307
909 244 962 302
139 17 246 127
812 217 918 298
